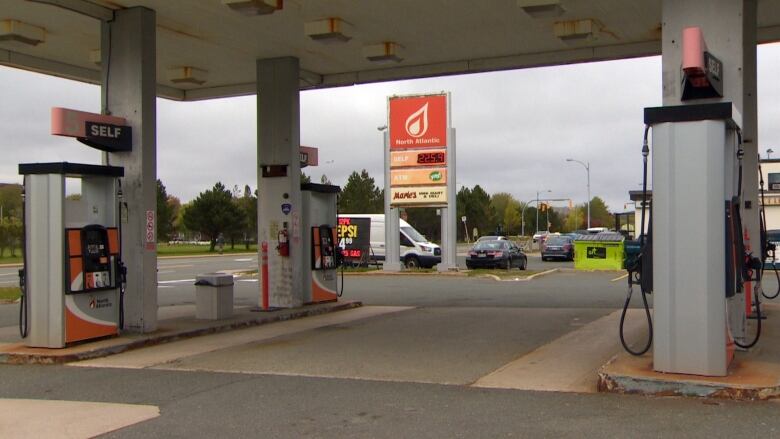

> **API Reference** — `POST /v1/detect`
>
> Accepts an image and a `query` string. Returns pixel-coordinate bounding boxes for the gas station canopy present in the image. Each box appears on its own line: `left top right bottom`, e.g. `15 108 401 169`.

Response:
3 0 780 101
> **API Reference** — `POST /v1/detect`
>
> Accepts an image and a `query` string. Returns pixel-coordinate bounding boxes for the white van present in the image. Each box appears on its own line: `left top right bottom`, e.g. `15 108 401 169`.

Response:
338 214 442 268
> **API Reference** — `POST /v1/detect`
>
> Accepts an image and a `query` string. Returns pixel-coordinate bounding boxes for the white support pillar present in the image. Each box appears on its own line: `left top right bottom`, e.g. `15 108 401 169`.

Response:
437 128 458 272
383 130 402 272
257 57 303 308
103 7 157 333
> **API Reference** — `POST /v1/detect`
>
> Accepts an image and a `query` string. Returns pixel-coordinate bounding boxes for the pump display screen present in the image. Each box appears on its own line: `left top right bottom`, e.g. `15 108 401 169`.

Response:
338 217 371 263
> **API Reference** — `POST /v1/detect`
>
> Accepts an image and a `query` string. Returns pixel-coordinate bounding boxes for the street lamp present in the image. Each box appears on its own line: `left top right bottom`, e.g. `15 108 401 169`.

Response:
768 148 775 159
566 158 590 229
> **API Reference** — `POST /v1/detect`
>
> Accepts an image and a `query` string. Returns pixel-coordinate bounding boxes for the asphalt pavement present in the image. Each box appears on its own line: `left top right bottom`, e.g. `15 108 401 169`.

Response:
3 253 780 437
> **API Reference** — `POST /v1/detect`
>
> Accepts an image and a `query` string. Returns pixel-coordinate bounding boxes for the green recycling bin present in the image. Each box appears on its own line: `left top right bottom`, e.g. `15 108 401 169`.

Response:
573 232 625 270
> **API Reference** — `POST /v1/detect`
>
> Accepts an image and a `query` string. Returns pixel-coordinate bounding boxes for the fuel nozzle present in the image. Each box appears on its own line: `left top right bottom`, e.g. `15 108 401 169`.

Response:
642 125 650 158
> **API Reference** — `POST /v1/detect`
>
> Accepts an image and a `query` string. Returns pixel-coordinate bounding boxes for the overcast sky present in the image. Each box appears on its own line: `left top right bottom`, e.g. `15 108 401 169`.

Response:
2 42 780 212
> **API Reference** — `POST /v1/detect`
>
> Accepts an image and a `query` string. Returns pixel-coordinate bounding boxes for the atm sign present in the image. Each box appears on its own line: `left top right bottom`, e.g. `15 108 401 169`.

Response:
391 168 447 186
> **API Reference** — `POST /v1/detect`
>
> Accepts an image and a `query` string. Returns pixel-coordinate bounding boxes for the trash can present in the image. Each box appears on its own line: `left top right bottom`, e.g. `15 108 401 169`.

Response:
194 273 234 320
574 232 625 271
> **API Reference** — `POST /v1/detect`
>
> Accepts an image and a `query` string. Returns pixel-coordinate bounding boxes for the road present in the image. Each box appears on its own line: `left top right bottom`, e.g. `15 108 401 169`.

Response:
3 252 780 437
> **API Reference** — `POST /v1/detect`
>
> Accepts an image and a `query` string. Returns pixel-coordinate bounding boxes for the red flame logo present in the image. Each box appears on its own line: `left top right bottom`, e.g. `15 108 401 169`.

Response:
405 103 429 138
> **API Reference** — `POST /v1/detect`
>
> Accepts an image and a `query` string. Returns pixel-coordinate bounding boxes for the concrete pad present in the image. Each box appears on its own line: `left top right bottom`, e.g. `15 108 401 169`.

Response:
599 303 780 400
72 306 413 369
0 399 159 438
0 301 361 364
154 307 612 385
473 309 647 393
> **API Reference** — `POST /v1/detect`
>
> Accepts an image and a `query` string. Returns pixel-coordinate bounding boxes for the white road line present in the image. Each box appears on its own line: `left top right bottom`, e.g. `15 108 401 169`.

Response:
156 270 175 275
157 279 195 284
0 273 16 277
611 273 628 282
0 280 17 285
156 264 194 269
234 258 254 262
239 279 258 283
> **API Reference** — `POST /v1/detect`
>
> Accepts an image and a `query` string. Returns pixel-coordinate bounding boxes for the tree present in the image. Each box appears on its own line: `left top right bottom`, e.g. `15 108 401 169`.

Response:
490 193 521 235
404 207 440 242
0 216 22 257
458 185 495 240
338 170 383 213
320 174 332 185
301 172 312 184
0 184 23 256
182 182 244 251
156 179 176 242
0 183 23 220
564 205 586 232
588 196 613 228
235 185 258 249
520 203 538 236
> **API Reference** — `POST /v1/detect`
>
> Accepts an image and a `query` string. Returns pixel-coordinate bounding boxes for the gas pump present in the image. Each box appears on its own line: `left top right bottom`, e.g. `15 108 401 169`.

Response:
619 27 763 376
18 162 125 348
300 183 341 303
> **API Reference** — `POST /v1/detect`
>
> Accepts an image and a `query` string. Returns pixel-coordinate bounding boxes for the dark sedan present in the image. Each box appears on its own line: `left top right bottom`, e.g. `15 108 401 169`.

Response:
541 235 574 261
466 240 527 270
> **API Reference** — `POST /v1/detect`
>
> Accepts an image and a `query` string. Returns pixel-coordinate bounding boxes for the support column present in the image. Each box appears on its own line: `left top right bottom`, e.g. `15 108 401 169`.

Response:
103 7 157 333
257 57 303 307
437 128 457 272
383 130 401 272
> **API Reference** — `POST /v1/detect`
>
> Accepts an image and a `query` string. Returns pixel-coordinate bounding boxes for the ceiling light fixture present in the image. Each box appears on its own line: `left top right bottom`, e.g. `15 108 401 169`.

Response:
553 18 598 43
167 66 208 86
0 19 45 47
517 0 565 18
363 42 404 63
304 18 352 43
222 0 283 16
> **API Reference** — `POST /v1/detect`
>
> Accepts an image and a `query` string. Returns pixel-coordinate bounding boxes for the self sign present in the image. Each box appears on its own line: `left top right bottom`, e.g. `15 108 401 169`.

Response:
82 122 132 152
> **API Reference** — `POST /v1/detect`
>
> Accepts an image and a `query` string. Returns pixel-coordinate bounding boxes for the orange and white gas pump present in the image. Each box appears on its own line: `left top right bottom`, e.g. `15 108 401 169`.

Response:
18 162 125 348
301 183 341 303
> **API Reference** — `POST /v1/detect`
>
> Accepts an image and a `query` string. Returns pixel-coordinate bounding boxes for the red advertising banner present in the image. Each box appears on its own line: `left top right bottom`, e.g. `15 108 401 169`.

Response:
389 94 448 149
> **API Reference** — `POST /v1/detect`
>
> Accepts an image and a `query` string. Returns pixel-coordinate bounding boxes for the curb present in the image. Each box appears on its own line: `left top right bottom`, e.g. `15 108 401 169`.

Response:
343 270 467 277
471 268 559 282
0 301 362 365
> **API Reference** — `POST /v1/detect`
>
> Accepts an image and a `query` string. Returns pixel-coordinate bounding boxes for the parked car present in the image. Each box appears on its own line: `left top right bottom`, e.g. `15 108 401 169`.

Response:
476 235 508 242
466 240 527 270
542 235 574 261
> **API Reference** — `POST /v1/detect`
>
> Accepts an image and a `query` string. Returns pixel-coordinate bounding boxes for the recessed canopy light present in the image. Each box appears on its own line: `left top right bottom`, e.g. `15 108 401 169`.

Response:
553 19 597 43
304 18 353 43
222 0 283 16
0 19 45 47
517 0 565 18
363 42 404 63
167 66 208 86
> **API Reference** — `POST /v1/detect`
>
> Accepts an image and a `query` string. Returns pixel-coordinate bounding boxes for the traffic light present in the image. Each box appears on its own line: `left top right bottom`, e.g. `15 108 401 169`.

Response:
540 202 547 212
568 199 573 209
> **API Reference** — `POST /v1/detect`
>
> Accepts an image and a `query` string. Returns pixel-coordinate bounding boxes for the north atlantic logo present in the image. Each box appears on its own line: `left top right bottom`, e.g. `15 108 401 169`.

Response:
405 103 429 138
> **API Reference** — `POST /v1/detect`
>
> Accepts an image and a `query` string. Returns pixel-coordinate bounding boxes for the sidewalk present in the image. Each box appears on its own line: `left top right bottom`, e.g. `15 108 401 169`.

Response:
0 300 361 365
599 303 780 400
